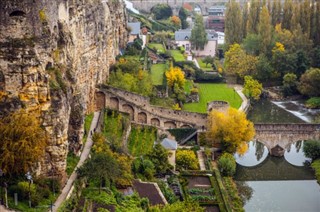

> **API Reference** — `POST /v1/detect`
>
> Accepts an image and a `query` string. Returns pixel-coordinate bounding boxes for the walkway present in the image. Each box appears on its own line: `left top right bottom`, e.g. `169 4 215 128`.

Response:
53 111 101 212
233 85 249 113
197 150 206 171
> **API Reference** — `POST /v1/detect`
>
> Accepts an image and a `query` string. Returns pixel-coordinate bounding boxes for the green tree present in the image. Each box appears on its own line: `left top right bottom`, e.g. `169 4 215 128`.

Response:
258 6 272 54
243 33 261 56
243 76 263 101
298 68 320 97
176 149 199 170
282 73 298 96
77 152 120 193
225 0 243 47
282 0 293 30
290 3 300 31
303 140 320 160
313 2 320 46
190 14 207 50
207 108 255 153
202 56 214 67
218 153 236 176
147 144 171 175
178 7 189 29
151 4 173 20
247 0 260 34
241 2 249 38
149 199 204 212
0 110 47 175
255 55 273 82
300 0 311 37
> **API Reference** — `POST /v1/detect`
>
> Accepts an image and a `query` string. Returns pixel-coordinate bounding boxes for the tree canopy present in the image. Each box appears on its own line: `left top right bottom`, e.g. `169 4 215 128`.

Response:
0 110 47 175
190 14 207 50
207 108 255 153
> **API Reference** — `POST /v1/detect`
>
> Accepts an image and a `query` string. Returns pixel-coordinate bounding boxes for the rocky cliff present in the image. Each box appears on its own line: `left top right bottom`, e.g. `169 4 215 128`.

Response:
0 0 127 180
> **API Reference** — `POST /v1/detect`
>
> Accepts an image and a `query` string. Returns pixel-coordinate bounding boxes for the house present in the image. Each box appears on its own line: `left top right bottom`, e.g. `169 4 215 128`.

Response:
174 29 218 57
127 22 141 43
160 138 178 170
207 6 226 32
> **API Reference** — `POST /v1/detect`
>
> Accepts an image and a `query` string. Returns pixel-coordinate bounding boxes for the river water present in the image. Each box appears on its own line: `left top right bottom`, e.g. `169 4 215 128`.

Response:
235 99 320 212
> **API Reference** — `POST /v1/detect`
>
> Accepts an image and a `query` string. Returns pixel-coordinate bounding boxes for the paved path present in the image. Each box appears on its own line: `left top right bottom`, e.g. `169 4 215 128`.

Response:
197 150 206 171
0 205 15 212
233 85 249 113
53 111 100 212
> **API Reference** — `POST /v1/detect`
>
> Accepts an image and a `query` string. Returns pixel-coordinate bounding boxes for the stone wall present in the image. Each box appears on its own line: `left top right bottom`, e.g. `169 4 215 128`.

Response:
0 0 127 179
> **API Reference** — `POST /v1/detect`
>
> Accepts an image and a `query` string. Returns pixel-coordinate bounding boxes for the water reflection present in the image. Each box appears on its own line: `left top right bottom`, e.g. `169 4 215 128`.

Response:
243 180 320 212
234 141 268 167
248 99 305 123
284 141 312 166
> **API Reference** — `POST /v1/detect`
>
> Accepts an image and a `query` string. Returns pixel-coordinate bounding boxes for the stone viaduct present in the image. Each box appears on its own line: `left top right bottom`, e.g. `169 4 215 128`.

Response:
95 85 320 154
95 85 209 129
254 123 320 155
129 0 249 15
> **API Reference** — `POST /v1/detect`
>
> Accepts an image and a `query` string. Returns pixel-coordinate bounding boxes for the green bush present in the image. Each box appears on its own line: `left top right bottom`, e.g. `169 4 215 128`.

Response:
303 140 320 160
218 153 236 177
311 159 320 184
306 97 320 109
17 181 36 200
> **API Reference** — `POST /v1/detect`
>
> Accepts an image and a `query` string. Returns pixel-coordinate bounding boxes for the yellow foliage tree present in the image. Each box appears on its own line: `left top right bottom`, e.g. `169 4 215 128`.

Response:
207 108 255 153
0 110 48 175
165 64 185 90
224 43 257 78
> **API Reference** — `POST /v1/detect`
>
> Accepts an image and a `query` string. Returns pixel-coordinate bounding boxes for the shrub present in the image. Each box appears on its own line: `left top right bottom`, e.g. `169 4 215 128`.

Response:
218 153 236 176
176 149 199 170
306 97 320 109
311 159 320 184
303 140 320 160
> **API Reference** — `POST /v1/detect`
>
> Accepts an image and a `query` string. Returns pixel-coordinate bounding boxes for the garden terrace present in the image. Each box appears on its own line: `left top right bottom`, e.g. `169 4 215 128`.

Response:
133 180 167 206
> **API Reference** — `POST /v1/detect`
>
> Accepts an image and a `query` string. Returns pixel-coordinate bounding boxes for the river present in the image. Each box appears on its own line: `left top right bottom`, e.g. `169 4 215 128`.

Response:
235 99 320 212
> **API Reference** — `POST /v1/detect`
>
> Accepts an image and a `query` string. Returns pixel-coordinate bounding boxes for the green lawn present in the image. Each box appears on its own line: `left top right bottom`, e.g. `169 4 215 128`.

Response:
169 50 185 62
196 57 213 71
151 63 168 85
184 80 193 95
148 43 166 53
128 125 157 157
183 83 242 113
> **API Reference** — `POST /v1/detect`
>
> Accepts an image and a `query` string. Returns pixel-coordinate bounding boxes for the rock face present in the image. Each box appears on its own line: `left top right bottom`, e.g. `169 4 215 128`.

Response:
0 0 127 180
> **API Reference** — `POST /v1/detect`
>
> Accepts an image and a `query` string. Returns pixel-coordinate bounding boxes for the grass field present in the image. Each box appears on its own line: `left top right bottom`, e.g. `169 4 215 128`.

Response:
128 125 157 156
169 50 185 62
151 63 168 85
184 80 193 95
183 83 242 113
196 57 213 71
148 43 166 53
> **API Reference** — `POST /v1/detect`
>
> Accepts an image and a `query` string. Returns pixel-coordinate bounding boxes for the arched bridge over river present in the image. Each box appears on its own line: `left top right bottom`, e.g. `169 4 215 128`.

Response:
254 123 320 155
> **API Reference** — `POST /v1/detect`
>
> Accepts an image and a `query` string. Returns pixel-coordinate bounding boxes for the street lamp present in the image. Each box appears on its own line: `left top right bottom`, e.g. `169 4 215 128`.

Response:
25 172 33 208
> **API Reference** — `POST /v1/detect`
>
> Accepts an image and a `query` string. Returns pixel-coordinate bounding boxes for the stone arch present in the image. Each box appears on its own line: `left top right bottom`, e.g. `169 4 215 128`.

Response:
138 112 147 124
95 91 105 111
122 104 135 120
180 124 192 128
164 121 177 129
9 10 26 17
109 97 119 110
151 118 160 127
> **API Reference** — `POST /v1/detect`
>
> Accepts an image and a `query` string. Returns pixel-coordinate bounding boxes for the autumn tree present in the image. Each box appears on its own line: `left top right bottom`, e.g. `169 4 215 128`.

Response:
147 144 171 175
165 64 185 90
151 4 172 20
243 76 263 101
207 108 255 153
300 0 311 37
176 149 199 170
298 68 320 97
225 0 243 47
224 43 257 78
0 110 47 175
190 14 207 50
271 0 282 26
258 6 272 54
170 16 181 28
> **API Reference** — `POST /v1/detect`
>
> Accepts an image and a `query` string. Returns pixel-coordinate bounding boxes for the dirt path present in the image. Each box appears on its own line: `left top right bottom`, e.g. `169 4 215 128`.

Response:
53 111 100 212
